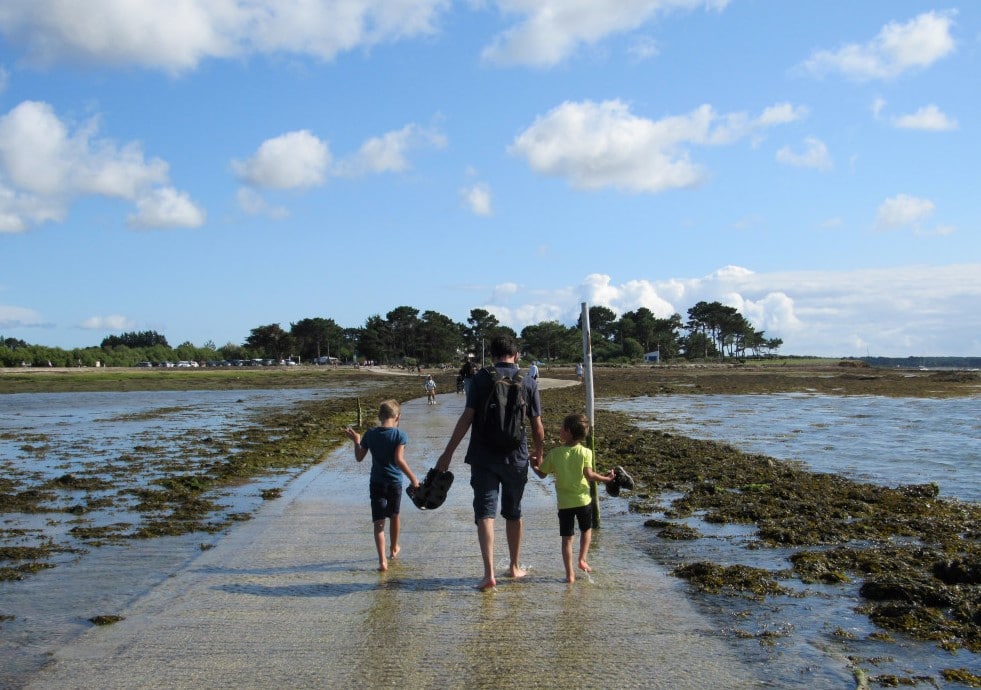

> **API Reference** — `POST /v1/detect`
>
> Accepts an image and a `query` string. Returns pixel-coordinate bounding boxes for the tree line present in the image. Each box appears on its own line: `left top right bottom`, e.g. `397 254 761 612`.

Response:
0 301 781 368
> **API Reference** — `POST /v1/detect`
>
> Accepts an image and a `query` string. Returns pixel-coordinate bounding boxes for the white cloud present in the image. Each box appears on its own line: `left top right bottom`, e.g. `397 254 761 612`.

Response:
479 264 981 357
482 0 729 67
78 314 137 331
127 187 206 229
462 182 493 216
875 194 935 232
334 124 447 178
803 10 956 81
892 104 958 131
0 304 45 329
232 130 330 190
236 187 289 220
871 97 887 119
0 100 203 232
776 136 832 171
0 0 451 73
509 99 803 193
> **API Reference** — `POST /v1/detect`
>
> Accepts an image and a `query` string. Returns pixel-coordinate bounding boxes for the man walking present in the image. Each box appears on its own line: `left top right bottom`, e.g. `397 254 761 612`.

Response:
436 335 544 590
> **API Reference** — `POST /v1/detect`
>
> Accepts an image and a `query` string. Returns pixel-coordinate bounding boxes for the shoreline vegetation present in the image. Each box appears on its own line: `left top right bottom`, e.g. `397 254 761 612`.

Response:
1 362 979 686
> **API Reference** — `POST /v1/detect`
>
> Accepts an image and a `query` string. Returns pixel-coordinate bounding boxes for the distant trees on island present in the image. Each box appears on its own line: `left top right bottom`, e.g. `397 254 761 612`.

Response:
1 301 783 368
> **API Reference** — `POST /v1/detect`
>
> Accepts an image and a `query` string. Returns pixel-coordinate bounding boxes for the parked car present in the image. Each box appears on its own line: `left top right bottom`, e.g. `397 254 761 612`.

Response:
136 361 153 368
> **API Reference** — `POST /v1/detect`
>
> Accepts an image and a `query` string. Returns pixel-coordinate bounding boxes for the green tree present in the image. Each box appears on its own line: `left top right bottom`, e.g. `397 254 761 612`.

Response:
417 310 463 364
386 306 420 361
464 308 499 363
291 317 344 361
357 315 392 363
245 324 291 360
520 321 578 362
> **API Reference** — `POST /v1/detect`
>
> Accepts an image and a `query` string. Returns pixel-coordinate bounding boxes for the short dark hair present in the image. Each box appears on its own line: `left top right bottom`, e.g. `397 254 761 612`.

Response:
489 334 518 360
563 413 589 442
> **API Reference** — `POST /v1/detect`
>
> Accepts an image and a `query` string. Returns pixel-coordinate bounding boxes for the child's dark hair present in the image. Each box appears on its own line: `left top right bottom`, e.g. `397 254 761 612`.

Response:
563 413 589 443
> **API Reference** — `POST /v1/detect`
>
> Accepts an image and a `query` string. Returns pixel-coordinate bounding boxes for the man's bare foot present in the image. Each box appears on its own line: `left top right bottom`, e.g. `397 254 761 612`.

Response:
390 545 401 559
578 560 592 573
475 577 496 591
378 561 388 572
566 574 576 583
508 565 527 579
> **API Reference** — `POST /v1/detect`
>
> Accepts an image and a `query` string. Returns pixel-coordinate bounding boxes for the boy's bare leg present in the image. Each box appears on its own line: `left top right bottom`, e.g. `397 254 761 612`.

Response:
562 536 575 583
578 528 593 573
506 518 526 578
373 520 388 571
476 518 496 590
389 514 401 559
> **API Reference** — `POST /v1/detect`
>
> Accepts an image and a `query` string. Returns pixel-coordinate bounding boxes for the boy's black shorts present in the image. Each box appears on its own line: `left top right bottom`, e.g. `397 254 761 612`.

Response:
557 504 593 537
370 481 402 522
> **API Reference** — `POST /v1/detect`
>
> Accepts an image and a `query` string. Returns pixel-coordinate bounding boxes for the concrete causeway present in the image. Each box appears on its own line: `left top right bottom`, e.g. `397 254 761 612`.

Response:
27 387 761 689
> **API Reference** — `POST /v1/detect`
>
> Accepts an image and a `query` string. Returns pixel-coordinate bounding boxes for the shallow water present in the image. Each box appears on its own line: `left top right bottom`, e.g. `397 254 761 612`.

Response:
600 392 980 503
0 388 350 685
599 392 981 685
3 390 978 688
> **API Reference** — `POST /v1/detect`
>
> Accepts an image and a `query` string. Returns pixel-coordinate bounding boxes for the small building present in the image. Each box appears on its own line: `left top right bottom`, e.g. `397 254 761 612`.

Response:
644 351 660 363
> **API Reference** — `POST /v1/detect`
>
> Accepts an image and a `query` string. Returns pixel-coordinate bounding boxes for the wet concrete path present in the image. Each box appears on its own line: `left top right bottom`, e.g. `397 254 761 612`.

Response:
27 387 762 689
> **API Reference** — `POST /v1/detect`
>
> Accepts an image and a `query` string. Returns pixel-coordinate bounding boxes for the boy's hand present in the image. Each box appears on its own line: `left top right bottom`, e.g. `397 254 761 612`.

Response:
343 427 360 443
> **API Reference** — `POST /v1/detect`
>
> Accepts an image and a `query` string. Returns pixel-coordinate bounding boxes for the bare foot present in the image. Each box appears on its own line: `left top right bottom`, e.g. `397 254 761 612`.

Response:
390 545 401 559
578 560 592 573
566 574 576 583
475 577 496 591
508 564 527 579
378 561 388 572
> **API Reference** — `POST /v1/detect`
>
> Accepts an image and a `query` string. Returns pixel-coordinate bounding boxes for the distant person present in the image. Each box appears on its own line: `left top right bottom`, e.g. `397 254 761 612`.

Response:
528 361 539 380
424 374 437 405
532 413 614 583
344 400 419 572
436 334 545 591
459 358 477 395
575 362 584 383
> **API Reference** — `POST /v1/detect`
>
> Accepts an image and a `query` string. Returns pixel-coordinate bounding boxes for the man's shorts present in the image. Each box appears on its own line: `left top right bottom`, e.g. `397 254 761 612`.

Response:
557 504 594 537
369 481 402 522
470 462 528 522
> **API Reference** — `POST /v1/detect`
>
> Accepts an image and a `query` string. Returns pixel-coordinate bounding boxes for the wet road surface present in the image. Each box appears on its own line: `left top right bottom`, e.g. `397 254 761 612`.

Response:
27 389 762 689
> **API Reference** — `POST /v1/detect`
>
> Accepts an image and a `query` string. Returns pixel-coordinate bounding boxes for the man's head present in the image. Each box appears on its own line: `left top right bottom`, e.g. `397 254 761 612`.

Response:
489 334 519 361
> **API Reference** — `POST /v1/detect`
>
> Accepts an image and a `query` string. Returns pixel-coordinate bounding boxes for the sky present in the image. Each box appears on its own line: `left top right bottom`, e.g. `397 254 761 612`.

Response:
0 1 978 358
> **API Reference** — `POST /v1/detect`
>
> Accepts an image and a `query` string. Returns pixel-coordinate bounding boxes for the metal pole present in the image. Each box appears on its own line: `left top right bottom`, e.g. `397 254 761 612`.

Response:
581 302 600 528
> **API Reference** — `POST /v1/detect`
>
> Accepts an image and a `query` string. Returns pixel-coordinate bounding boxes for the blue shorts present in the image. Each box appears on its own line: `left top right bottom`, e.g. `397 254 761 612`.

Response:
470 462 528 522
558 505 594 537
369 482 402 522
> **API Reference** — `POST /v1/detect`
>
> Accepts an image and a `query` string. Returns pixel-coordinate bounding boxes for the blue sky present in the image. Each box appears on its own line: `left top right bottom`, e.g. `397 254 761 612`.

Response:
0 1 978 357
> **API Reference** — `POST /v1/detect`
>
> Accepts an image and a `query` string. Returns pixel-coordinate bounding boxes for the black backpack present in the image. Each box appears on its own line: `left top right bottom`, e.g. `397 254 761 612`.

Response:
476 366 528 451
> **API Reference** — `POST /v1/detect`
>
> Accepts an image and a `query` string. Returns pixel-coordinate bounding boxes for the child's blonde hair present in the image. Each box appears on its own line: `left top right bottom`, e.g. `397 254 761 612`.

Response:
378 399 401 421
563 413 589 443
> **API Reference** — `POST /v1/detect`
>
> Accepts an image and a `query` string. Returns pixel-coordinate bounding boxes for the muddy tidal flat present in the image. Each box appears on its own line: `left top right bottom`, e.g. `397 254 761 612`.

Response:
1 362 979 688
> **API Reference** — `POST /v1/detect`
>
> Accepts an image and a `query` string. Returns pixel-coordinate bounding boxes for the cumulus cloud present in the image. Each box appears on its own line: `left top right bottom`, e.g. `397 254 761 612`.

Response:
232 130 330 190
233 123 446 214
127 187 207 229
478 264 981 357
334 124 447 178
482 0 729 67
802 10 956 81
892 104 958 131
509 99 804 193
0 100 204 232
875 194 936 232
776 136 832 171
462 182 493 216
78 314 137 331
0 0 450 73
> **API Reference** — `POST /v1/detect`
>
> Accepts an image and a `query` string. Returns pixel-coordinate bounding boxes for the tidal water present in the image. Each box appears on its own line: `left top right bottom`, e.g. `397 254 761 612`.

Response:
2 389 978 687
599 393 980 503
599 392 980 686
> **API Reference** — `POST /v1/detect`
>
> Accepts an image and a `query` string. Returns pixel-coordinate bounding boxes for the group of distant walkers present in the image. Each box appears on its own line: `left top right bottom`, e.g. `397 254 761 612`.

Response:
344 335 608 586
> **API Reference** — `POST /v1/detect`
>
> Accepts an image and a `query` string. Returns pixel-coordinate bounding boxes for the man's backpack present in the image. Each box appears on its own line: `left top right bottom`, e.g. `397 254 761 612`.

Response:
476 366 528 451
